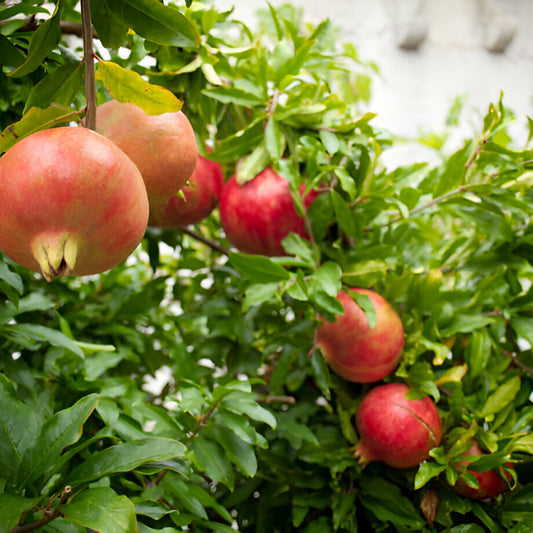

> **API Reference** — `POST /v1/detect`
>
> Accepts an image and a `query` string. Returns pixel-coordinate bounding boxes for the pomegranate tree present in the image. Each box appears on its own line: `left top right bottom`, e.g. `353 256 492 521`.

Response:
149 154 224 228
95 100 198 201
316 288 405 383
451 442 513 499
355 383 442 469
0 127 149 280
219 167 318 256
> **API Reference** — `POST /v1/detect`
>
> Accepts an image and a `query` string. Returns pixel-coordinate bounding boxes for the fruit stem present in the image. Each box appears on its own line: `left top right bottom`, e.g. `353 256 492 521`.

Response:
81 0 96 131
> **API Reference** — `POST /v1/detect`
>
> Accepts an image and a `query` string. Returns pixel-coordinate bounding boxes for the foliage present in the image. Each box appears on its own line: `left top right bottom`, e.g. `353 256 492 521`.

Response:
0 0 532 531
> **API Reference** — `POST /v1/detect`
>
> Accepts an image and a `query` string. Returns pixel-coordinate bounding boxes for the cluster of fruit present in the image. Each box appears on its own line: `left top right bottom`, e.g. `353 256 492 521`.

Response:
0 102 512 499
0 101 223 280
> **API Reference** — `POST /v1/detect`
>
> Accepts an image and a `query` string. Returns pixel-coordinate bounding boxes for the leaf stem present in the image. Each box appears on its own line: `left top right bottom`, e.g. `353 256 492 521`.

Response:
81 0 96 131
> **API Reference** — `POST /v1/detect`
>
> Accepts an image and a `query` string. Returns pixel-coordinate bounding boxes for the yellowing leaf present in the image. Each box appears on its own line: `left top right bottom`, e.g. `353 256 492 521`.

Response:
97 61 183 115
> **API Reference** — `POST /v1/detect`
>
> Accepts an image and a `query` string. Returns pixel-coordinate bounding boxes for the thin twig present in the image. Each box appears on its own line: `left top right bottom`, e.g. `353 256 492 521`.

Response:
180 226 230 255
81 0 96 131
12 487 71 533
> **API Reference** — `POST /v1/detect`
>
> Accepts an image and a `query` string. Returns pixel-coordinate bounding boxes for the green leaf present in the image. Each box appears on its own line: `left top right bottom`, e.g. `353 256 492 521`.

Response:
479 376 521 418
310 349 331 400
360 476 426 529
3 323 84 356
0 34 24 67
90 0 129 48
68 438 186 486
0 105 80 154
19 394 99 488
440 314 497 337
204 424 258 477
0 374 42 483
243 282 279 311
108 0 200 47
97 61 183 115
221 391 277 429
61 487 136 532
433 141 472 196
0 261 23 295
190 434 235 489
24 61 84 113
235 142 271 185
414 461 447 489
265 117 285 160
281 233 316 267
331 190 357 237
203 87 264 107
229 252 290 283
8 2 61 78
0 494 41 533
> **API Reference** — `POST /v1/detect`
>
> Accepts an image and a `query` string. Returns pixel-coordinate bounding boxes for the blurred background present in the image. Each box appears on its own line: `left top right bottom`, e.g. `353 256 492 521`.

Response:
214 0 533 161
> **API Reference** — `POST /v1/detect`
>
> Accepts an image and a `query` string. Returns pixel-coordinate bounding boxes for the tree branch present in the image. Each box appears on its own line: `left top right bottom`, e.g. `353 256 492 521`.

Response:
81 0 96 131
180 226 230 255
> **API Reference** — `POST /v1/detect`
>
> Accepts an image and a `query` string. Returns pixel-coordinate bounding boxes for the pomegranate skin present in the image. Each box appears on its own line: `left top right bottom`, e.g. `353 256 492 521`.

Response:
355 383 442 469
95 100 198 198
149 155 224 228
219 167 317 256
316 288 405 383
0 127 149 279
452 442 513 500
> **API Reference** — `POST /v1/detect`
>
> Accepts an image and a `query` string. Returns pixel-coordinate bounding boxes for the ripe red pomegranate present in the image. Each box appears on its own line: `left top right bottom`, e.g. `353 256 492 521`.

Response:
355 383 442 469
0 127 149 280
149 154 224 228
451 442 513 499
219 167 318 256
316 288 404 383
95 100 198 199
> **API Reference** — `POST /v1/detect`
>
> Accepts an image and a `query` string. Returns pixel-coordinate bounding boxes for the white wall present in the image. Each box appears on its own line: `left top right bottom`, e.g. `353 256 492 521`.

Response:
214 0 533 152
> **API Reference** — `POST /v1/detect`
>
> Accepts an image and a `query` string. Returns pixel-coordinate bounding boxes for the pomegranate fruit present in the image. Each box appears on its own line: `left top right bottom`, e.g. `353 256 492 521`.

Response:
149 154 224 228
95 100 198 199
219 167 318 256
316 288 404 383
451 442 513 499
355 383 442 469
0 127 149 280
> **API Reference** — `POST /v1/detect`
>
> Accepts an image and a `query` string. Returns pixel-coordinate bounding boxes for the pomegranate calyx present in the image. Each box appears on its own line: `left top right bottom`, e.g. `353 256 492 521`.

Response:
31 233 79 281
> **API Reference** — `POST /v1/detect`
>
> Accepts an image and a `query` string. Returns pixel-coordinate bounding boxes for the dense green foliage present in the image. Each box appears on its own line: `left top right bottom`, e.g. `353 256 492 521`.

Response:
0 1 532 531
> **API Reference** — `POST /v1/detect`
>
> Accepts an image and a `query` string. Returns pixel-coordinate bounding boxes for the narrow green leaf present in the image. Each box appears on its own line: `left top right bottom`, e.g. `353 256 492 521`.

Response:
310 349 331 400
414 462 447 489
281 234 316 267
204 424 258 477
190 434 235 489
221 391 277 429
68 438 186 486
24 62 84 113
90 0 128 48
20 394 99 487
0 105 80 154
62 487 136 533
265 117 285 160
331 189 357 237
97 61 183 115
0 374 42 483
202 87 264 107
229 252 290 283
243 282 279 311
0 494 41 533
0 261 23 294
8 2 61 78
108 0 200 47
3 323 84 356
0 34 24 67
479 376 521 418
235 142 271 185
